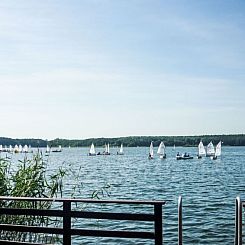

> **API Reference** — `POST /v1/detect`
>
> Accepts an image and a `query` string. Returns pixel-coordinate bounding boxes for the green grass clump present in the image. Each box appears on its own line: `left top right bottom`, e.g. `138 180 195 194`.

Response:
0 153 66 243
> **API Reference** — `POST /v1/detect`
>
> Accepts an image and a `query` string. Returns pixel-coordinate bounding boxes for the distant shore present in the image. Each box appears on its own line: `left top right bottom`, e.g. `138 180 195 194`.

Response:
0 134 245 148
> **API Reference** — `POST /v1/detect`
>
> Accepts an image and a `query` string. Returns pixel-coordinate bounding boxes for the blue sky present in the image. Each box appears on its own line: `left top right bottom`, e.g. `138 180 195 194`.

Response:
0 0 244 139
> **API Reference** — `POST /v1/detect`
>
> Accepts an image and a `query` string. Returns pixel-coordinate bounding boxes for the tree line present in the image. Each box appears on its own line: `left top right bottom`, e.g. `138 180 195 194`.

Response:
1 134 245 147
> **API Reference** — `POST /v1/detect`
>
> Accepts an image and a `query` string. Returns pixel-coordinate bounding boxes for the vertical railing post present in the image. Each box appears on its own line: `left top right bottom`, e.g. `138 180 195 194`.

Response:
235 197 238 245
235 197 239 245
178 196 182 245
63 200 71 245
154 203 163 245
237 197 243 245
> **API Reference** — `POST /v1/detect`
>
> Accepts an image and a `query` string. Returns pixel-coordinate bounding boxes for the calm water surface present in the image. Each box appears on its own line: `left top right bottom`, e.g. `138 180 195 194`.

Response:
6 146 245 244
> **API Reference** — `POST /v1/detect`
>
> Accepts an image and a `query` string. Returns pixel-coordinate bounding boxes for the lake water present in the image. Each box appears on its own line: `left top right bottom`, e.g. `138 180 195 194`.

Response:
5 146 245 244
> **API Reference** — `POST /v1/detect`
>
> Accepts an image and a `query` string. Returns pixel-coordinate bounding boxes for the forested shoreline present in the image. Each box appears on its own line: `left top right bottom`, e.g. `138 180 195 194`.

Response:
0 134 245 147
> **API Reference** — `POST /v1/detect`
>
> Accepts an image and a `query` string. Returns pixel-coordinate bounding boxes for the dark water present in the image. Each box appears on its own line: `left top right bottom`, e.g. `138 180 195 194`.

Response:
6 146 245 244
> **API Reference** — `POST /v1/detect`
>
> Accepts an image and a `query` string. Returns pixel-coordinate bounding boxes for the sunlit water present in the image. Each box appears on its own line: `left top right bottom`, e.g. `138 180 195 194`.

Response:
3 146 245 244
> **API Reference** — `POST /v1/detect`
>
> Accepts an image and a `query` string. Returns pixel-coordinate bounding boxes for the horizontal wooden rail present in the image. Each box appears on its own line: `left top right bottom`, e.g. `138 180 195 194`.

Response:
0 240 51 245
0 196 165 205
0 196 166 245
0 208 154 221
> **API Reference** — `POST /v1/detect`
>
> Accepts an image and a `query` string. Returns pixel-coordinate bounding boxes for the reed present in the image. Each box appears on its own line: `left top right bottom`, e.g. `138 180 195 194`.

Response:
0 153 66 243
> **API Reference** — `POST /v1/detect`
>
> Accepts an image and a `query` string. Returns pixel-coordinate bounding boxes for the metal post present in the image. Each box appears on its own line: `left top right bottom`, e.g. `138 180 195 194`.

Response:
235 197 239 245
63 200 71 245
154 203 163 245
235 197 238 245
237 197 243 245
178 196 182 245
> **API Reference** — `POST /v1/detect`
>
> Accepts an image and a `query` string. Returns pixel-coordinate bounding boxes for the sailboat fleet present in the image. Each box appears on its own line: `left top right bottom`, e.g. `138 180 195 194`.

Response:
0 140 223 160
0 144 33 153
87 140 222 160
197 140 222 160
88 143 114 156
148 141 167 159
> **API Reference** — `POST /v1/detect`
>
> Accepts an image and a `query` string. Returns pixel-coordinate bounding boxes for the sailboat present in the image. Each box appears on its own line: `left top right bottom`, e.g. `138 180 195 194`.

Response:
14 145 19 153
104 143 110 155
28 145 33 153
46 145 51 153
117 144 124 155
23 145 29 153
157 142 166 159
206 141 215 157
211 141 222 160
197 140 206 158
148 142 154 159
89 143 96 156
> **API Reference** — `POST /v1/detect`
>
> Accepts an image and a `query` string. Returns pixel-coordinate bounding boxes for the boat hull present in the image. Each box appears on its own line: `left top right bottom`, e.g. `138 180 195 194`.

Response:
160 154 166 159
176 156 193 160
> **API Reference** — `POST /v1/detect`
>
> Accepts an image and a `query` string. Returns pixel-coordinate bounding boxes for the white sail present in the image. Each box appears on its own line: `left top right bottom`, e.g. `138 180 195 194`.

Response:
0 145 2 151
46 145 50 152
14 145 19 153
9 145 13 152
23 145 28 153
206 142 215 156
149 142 154 158
119 144 124 154
157 142 165 155
215 141 222 156
107 143 110 154
18 145 23 152
58 145 62 151
89 143 96 155
198 141 206 156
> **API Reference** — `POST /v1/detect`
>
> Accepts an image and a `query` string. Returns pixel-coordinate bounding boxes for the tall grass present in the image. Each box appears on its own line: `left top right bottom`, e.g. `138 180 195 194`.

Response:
0 153 66 243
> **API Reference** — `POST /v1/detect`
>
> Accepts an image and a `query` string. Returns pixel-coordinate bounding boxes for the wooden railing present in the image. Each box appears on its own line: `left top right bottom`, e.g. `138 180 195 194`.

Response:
0 196 166 245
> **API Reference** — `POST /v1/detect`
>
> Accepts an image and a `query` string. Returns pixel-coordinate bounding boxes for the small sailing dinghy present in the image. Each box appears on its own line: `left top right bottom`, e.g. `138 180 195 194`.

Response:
14 145 19 153
46 145 51 153
104 143 110 155
157 142 166 159
89 143 96 156
211 141 222 160
23 145 29 153
28 145 33 153
197 140 206 158
206 142 215 157
117 144 124 155
18 145 23 153
148 142 154 159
